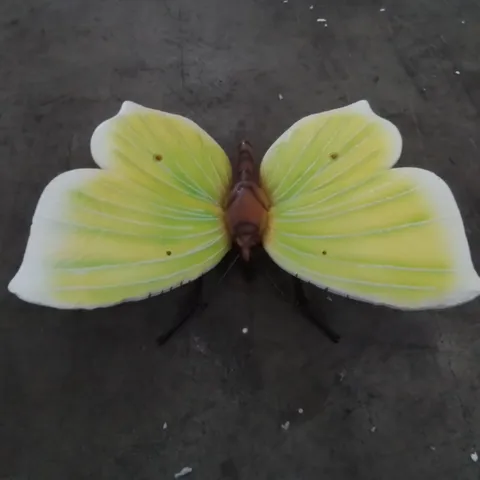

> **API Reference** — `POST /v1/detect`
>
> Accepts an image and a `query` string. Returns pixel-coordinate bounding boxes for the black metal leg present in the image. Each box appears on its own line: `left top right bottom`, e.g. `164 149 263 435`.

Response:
293 277 340 343
156 277 205 346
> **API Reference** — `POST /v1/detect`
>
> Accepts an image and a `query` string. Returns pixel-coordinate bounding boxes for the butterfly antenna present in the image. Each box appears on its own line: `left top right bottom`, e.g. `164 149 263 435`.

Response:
261 269 287 300
217 252 240 285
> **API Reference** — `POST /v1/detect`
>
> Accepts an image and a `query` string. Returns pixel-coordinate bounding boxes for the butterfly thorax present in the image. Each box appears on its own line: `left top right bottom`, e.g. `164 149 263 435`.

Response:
224 141 270 261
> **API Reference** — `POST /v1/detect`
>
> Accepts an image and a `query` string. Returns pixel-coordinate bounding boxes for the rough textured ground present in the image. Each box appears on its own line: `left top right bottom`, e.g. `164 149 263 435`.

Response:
1 0 480 479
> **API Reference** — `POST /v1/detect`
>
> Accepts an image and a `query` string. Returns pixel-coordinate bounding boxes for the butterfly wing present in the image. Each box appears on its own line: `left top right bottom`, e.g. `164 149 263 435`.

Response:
8 101 231 309
261 100 480 309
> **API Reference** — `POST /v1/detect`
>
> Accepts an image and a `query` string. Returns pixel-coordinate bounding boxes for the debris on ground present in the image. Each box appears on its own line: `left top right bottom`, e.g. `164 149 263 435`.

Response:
163 422 168 430
278 93 284 100
370 426 377 433
281 421 290 431
242 327 248 334
298 408 304 414
470 452 478 463
174 467 193 478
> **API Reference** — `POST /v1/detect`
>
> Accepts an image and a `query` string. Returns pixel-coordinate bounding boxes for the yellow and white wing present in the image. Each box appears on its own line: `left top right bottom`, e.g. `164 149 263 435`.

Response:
261 100 480 309
8 101 232 309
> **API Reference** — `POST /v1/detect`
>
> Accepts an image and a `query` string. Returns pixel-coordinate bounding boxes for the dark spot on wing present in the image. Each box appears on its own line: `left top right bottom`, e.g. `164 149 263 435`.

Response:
322 250 327 255
166 250 172 256
329 152 339 160
154 154 163 161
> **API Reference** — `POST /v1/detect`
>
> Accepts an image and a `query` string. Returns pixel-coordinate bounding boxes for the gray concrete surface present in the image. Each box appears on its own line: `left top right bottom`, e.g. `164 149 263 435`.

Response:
1 0 480 478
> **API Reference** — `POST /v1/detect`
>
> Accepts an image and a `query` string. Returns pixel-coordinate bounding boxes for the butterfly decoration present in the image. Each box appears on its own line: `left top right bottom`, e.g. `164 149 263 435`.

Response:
8 100 480 342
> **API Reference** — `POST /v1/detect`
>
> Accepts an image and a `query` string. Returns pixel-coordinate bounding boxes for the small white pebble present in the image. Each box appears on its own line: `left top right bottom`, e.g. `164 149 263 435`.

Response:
281 421 290 431
455 70 461 75
317 18 327 22
278 93 284 100
324 23 328 27
309 5 314 9
471 452 478 463
242 327 248 334
326 296 333 301
298 408 304 414
379 7 386 12
174 467 193 478
461 20 466 24
370 426 377 433
283 0 288 3
430 446 436 451
163 422 168 430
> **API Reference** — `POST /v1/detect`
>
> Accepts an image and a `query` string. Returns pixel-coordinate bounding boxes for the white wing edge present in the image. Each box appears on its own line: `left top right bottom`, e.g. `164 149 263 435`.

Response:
7 169 105 308
396 167 480 309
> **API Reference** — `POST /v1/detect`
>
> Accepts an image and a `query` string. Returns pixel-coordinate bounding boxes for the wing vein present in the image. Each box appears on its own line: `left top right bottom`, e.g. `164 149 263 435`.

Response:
271 117 332 197
276 187 417 223
53 246 226 290
274 217 437 239
273 239 453 273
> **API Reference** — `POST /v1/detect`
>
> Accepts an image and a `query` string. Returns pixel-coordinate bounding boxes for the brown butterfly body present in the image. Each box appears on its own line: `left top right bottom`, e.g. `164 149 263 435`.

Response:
224 141 271 261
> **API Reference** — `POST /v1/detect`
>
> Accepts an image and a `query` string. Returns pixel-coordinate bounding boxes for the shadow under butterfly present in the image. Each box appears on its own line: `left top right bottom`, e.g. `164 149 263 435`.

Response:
8 100 480 346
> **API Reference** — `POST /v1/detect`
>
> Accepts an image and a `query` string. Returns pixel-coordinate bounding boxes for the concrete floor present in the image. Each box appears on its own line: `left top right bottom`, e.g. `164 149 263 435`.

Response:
1 0 480 478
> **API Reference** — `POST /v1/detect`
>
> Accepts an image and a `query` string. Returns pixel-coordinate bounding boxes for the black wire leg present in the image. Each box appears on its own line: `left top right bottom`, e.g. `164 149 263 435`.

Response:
293 277 340 343
156 277 205 346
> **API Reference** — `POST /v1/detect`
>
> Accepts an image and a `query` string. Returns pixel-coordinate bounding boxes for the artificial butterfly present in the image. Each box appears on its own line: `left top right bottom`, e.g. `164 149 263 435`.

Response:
8 100 480 329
